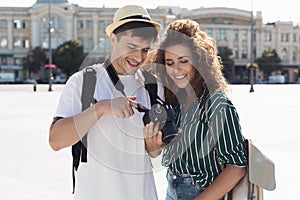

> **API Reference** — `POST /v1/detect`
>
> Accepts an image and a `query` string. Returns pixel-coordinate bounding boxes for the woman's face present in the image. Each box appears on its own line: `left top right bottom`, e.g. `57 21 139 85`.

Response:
165 44 196 89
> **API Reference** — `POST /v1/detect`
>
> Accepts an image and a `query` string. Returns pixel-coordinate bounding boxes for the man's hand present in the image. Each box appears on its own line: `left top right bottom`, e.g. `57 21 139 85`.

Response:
97 96 138 118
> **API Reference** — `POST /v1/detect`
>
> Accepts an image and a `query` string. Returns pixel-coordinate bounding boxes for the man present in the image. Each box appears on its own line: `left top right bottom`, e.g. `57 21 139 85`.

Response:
49 5 162 199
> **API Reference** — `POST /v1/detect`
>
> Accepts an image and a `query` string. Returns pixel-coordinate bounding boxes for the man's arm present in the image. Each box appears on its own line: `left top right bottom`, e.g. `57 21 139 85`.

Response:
49 96 138 151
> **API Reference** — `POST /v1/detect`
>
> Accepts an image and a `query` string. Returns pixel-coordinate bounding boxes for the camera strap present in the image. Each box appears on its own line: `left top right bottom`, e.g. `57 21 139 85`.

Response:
104 59 126 97
103 58 159 111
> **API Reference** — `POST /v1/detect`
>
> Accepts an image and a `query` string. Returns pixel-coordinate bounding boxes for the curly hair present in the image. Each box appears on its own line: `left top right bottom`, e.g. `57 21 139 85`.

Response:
153 19 229 106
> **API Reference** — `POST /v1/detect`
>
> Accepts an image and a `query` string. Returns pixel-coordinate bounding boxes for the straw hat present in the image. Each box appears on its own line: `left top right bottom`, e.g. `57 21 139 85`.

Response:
105 5 161 36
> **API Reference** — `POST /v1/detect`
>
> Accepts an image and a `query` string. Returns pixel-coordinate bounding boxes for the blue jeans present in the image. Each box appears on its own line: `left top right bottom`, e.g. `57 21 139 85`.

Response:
165 170 205 200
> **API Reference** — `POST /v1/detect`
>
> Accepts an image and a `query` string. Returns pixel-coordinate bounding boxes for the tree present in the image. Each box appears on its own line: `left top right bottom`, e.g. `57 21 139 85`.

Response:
255 49 282 77
23 46 46 78
217 46 235 82
53 40 85 76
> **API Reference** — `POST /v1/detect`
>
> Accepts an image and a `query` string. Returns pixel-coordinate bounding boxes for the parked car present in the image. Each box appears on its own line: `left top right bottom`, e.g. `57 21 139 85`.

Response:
52 75 67 84
0 72 15 83
268 75 285 84
22 78 37 84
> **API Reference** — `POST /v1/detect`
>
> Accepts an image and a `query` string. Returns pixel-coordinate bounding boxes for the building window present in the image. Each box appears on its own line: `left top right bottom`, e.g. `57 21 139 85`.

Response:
50 17 55 29
22 38 29 48
293 34 297 42
14 19 22 29
281 33 289 42
0 38 7 48
0 19 6 29
241 29 247 41
42 37 48 49
264 31 272 42
86 38 92 49
232 47 238 59
292 50 296 61
99 37 105 48
233 29 239 41
242 49 247 59
78 37 84 46
57 19 62 29
217 28 227 41
1 57 7 65
106 20 113 26
206 28 213 37
86 20 92 29
42 18 48 29
99 20 105 30
281 48 287 61
22 20 29 29
14 37 22 47
78 20 84 29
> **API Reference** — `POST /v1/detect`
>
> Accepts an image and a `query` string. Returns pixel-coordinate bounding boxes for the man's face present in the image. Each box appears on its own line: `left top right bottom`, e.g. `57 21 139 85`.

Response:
110 32 153 75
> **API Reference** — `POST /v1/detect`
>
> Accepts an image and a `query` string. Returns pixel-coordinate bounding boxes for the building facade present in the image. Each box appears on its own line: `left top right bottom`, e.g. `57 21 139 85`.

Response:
180 7 300 83
0 1 299 82
0 0 175 81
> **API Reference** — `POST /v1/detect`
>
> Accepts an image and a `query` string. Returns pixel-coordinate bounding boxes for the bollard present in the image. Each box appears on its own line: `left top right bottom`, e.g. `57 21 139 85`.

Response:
33 81 37 92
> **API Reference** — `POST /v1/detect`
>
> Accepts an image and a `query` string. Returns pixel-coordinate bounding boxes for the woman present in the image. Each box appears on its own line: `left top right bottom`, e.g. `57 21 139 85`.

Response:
144 19 247 200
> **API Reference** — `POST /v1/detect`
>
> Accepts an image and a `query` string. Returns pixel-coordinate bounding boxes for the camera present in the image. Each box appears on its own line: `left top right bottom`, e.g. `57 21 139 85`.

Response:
140 99 179 144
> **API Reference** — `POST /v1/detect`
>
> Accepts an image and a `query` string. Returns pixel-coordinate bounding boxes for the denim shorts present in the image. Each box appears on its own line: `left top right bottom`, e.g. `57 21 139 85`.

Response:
165 170 205 200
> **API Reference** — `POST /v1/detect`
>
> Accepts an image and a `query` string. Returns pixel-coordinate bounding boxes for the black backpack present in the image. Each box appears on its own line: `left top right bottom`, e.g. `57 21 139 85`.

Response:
71 60 159 193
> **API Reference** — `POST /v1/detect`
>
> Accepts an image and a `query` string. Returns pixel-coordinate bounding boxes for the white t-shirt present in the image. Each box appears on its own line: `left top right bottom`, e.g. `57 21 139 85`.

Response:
55 63 163 200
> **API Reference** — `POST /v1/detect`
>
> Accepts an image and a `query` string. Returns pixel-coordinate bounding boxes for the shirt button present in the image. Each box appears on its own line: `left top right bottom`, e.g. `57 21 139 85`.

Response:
172 175 177 179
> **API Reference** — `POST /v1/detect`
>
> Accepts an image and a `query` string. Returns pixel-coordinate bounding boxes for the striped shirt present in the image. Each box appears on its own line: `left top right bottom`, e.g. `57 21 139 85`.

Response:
162 92 247 188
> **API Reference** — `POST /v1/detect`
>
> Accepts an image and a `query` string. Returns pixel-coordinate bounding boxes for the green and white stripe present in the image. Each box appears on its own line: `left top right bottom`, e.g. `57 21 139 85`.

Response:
162 92 247 188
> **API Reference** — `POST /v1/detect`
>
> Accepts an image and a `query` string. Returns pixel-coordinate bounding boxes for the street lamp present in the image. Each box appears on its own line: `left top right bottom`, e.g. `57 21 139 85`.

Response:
247 63 258 92
249 3 255 93
48 0 54 92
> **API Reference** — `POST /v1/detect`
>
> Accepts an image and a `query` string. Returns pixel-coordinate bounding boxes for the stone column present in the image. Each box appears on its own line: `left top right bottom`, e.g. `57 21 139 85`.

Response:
7 17 13 50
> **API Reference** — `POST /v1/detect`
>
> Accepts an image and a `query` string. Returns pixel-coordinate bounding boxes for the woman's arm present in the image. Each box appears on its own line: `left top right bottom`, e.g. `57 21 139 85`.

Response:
194 165 246 200
198 95 247 199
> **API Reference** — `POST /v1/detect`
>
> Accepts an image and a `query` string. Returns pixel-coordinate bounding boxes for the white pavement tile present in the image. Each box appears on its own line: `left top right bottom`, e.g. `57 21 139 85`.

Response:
0 84 299 199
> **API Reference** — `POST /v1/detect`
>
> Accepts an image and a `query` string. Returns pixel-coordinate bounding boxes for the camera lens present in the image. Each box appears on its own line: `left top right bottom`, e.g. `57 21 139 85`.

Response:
142 102 179 145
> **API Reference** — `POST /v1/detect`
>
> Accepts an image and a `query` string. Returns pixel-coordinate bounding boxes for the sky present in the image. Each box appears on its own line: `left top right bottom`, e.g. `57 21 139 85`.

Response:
0 0 299 24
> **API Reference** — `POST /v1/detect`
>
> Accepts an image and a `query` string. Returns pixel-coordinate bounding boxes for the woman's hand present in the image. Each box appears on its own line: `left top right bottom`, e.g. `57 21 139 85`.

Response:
144 122 165 157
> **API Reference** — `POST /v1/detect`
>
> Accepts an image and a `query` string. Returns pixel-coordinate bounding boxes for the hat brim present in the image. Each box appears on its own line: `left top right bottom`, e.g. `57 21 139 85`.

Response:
105 19 161 36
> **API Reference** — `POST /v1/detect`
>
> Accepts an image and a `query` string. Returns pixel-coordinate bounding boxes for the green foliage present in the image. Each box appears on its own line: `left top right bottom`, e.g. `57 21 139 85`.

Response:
217 47 235 82
23 46 46 77
255 49 282 76
53 39 84 76
218 46 233 59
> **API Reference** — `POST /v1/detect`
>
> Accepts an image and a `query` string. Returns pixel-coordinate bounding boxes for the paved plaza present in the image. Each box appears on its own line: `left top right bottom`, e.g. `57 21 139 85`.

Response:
0 83 299 199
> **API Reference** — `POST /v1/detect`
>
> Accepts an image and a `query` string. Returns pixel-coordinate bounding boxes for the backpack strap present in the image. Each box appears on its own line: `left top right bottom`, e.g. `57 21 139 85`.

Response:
72 66 97 193
80 66 97 159
140 69 158 106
